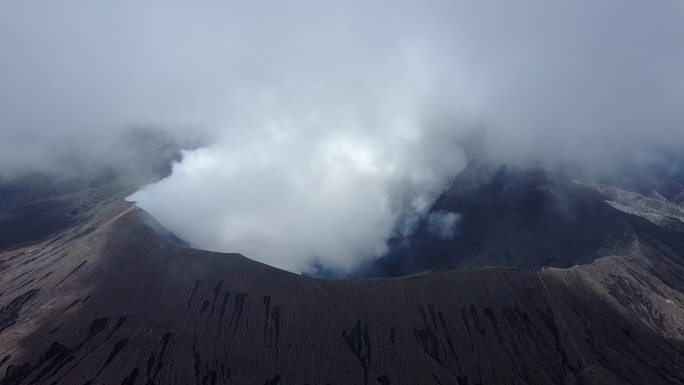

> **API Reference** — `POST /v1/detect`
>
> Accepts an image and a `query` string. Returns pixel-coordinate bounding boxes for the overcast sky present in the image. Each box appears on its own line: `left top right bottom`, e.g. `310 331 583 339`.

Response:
2 0 684 273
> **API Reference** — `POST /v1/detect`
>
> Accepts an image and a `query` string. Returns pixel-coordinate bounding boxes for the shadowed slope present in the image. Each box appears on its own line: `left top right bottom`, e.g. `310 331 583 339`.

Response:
0 130 183 251
358 162 678 277
1 202 683 384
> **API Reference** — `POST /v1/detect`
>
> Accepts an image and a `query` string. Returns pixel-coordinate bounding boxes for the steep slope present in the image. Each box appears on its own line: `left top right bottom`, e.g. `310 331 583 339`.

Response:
1 201 683 384
1 156 684 384
0 130 182 251
358 161 684 278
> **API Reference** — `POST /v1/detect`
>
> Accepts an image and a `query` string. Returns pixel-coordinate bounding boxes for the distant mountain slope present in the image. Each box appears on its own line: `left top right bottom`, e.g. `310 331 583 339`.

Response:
358 161 684 277
0 132 182 251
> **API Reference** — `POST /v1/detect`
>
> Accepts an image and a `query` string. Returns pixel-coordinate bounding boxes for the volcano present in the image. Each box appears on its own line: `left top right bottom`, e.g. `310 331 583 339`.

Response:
1 150 683 385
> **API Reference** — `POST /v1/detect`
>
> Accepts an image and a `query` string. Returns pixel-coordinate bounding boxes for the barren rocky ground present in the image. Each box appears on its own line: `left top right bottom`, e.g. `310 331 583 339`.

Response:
1 157 683 384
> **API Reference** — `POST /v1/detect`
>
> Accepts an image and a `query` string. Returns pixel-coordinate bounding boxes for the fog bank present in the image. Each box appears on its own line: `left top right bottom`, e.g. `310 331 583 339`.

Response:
2 0 684 272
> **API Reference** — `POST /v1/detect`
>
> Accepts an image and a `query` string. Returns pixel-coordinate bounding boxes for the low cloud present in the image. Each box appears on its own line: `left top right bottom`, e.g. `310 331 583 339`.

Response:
2 0 684 272
129 85 469 272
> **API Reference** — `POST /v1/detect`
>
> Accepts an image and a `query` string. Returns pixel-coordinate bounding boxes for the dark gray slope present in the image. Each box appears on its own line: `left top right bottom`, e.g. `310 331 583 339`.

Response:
0 185 683 384
0 134 182 251
0 204 684 384
1 152 684 384
358 162 684 277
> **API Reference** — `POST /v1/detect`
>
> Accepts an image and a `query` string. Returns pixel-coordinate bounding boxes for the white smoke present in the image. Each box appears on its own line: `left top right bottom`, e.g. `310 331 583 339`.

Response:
2 0 684 273
129 58 470 273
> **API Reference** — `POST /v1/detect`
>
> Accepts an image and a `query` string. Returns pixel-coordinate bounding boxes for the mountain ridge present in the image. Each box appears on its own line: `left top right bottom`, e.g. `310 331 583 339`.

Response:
1 196 683 384
1 155 683 384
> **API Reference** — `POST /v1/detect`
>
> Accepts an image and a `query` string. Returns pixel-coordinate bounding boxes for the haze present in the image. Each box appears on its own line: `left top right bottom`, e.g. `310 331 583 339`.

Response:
2 0 683 273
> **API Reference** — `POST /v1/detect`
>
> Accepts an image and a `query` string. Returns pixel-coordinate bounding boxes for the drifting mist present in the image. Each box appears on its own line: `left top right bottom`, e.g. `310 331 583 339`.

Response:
2 0 684 272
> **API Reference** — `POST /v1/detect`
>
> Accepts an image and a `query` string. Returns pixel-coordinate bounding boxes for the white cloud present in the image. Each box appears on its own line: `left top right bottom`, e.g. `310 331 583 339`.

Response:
2 0 684 272
130 80 469 273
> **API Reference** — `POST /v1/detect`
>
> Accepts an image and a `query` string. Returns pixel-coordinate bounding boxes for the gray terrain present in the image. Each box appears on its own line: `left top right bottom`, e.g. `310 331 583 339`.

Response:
1 147 683 384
